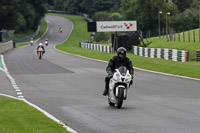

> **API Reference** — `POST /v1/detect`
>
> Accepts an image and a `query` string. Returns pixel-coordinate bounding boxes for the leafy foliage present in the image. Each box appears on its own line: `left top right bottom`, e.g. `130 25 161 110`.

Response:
0 0 53 33
1 0 199 34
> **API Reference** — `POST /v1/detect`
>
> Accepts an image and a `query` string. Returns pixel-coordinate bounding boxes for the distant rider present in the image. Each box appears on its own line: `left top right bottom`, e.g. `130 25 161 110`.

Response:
30 38 34 45
59 27 63 33
37 43 45 55
45 38 48 46
103 47 134 96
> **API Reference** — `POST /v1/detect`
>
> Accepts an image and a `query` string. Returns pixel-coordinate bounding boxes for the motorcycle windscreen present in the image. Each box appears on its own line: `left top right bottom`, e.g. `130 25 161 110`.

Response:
118 66 127 76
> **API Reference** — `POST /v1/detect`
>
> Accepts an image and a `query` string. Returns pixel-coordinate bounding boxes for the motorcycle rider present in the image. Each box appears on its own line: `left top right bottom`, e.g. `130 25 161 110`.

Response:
103 47 134 96
45 38 48 46
59 27 63 33
37 43 45 55
30 38 34 45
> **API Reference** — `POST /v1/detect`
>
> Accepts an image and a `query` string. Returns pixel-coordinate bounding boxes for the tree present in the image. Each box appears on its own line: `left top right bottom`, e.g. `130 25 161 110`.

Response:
94 11 111 21
0 0 51 32
80 0 117 16
0 0 22 30
171 0 200 31
80 0 94 15
110 12 123 21
172 0 195 12
120 0 178 32
66 0 83 14
18 0 36 29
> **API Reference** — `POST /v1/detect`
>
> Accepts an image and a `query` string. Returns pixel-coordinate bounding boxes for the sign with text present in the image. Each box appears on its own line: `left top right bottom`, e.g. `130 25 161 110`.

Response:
96 21 137 32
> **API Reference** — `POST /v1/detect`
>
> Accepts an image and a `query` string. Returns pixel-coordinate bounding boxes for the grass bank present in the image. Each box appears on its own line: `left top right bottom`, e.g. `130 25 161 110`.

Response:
14 29 35 38
0 96 69 133
34 18 48 40
16 18 48 48
145 29 200 61
49 13 200 79
15 44 27 48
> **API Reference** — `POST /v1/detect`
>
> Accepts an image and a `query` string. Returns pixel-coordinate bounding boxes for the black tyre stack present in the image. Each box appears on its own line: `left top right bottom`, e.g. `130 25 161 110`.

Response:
196 50 200 61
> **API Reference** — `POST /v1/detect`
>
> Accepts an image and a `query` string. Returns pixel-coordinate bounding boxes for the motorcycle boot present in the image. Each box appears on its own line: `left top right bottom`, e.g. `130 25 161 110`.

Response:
103 76 110 96
103 85 108 96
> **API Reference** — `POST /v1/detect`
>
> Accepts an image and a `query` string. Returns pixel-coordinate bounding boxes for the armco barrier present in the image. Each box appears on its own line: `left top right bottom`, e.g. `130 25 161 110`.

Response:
133 46 189 62
80 42 113 53
197 50 200 61
0 41 13 54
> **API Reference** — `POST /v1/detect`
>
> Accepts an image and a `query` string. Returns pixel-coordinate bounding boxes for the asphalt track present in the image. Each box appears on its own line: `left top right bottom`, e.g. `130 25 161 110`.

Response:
3 15 200 133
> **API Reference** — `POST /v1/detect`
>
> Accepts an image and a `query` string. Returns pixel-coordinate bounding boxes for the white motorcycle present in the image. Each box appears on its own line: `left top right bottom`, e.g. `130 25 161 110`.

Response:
108 66 133 109
30 40 34 46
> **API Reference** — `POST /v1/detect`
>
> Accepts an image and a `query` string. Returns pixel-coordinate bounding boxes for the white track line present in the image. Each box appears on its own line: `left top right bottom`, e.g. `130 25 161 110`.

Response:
0 93 77 133
54 46 200 81
0 17 77 133
1 57 77 133
0 55 8 72
0 55 5 71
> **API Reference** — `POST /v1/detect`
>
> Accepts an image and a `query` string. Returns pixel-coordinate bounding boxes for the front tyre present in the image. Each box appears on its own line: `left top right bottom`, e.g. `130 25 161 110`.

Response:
116 87 124 109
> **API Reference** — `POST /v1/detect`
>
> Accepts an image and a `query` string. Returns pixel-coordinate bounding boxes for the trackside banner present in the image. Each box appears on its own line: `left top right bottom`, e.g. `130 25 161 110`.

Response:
96 21 137 32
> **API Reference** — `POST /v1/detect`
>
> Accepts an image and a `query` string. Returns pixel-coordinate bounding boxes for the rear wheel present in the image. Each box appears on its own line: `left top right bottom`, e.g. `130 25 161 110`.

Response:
116 87 124 109
39 52 42 59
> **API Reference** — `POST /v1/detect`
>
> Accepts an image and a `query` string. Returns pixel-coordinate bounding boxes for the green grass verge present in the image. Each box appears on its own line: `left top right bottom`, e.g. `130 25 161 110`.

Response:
146 29 200 61
15 44 27 48
0 97 69 133
34 18 48 40
49 13 200 79
14 30 35 38
16 18 48 48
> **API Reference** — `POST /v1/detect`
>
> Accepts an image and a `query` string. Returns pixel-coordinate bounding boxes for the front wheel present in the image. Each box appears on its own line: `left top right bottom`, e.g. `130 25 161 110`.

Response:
116 87 124 109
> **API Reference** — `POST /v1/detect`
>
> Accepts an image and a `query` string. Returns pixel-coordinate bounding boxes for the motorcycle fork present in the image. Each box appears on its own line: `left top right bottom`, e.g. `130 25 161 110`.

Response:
115 86 127 100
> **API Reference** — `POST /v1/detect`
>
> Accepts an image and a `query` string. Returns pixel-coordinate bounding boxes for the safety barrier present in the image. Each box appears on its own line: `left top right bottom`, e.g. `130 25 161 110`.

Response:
133 46 189 62
0 41 13 54
80 42 114 53
197 50 200 61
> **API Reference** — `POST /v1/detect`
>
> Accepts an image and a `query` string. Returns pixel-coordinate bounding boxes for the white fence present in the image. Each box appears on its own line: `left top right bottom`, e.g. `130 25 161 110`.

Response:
133 46 189 62
80 42 114 53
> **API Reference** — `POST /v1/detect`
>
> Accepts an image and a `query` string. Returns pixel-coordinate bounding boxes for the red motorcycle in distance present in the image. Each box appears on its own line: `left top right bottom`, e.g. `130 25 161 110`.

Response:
45 40 48 46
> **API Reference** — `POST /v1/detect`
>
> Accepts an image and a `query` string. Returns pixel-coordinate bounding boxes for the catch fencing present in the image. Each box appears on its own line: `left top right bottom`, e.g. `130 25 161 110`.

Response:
133 46 189 62
80 42 114 53
14 26 40 43
0 30 15 42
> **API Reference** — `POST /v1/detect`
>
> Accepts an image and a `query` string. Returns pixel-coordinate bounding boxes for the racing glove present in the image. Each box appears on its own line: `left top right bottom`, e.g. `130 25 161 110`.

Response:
107 71 113 76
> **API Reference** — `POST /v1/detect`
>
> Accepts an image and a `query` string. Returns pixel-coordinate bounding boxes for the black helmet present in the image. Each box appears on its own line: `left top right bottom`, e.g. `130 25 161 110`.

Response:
117 47 127 57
